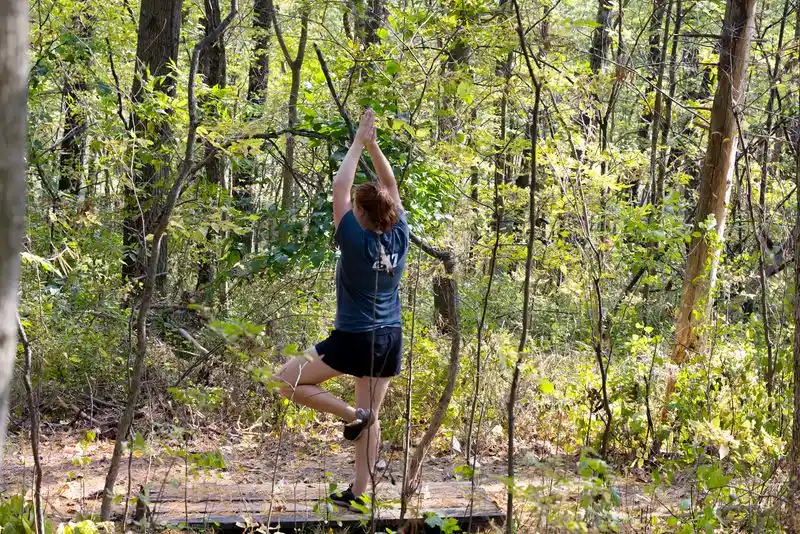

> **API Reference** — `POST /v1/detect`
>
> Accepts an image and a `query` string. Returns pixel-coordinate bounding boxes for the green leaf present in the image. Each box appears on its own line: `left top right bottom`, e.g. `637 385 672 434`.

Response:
538 379 555 394
386 59 401 75
424 513 444 528
456 80 474 104
21 252 63 277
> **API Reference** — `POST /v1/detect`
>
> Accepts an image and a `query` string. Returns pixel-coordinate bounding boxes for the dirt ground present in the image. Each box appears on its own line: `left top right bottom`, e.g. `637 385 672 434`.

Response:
1 419 685 531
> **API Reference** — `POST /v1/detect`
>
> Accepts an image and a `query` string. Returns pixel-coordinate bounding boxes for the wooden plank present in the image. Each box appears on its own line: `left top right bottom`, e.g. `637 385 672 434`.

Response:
150 481 504 531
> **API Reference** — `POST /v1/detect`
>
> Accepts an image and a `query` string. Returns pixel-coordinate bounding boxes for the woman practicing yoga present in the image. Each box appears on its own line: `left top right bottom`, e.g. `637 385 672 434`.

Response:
277 108 409 510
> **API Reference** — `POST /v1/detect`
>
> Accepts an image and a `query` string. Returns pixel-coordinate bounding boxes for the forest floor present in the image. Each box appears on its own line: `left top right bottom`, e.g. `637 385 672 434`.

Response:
1 419 687 532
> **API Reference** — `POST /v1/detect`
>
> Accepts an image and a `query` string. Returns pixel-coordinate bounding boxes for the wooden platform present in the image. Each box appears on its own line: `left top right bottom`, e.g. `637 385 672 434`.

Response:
149 481 505 532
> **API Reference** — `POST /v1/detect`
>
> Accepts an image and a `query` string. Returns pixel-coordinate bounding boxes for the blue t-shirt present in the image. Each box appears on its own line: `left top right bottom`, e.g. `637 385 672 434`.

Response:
334 209 409 332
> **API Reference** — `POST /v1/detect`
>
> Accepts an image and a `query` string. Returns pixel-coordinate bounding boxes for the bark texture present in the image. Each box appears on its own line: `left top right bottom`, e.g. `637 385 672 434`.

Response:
0 0 28 464
670 0 756 365
122 0 183 288
197 0 228 292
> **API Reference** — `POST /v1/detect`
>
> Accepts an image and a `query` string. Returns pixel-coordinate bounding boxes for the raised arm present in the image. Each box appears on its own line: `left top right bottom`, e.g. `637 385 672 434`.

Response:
333 110 375 229
332 140 362 229
366 135 401 208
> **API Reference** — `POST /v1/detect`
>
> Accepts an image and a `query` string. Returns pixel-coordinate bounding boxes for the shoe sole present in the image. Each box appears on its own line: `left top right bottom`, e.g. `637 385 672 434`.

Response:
330 499 368 513
343 410 375 441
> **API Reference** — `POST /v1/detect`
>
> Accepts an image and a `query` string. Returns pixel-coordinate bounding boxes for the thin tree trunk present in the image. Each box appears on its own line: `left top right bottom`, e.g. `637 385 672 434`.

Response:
59 81 86 196
403 241 459 501
494 48 513 231
364 0 386 46
742 133 776 396
589 0 613 74
58 14 89 198
758 0 790 215
639 0 665 142
101 2 238 518
121 0 183 291
0 0 28 466
507 3 541 528
438 20 469 141
197 0 228 294
787 10 800 528
232 0 271 254
466 130 505 529
18 318 44 534
662 0 757 429
268 0 308 211
657 0 682 194
648 0 672 205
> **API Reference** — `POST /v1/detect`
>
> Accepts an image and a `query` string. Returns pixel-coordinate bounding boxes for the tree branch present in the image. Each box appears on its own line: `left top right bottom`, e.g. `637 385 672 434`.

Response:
313 43 355 139
266 0 292 64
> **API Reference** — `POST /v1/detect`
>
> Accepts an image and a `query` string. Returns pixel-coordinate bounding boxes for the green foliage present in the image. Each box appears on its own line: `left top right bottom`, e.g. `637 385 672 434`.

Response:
14 0 800 530
423 512 461 534
0 496 51 534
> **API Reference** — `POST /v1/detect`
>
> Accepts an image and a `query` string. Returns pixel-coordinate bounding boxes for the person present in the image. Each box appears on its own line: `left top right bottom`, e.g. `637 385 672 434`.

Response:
276 108 409 511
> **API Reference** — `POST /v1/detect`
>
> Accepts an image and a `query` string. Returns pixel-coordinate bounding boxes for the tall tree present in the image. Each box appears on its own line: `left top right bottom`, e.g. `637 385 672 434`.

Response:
121 0 183 290
790 90 800 534
757 0 791 215
647 0 672 204
589 0 613 74
788 9 800 528
197 0 228 292
507 2 542 530
267 0 308 211
364 0 386 46
58 14 89 197
665 0 757 412
639 0 665 140
231 0 271 255
101 2 237 518
0 0 28 464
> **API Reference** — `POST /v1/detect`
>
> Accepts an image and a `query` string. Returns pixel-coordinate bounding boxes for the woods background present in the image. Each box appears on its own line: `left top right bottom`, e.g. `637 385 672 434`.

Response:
3 0 800 531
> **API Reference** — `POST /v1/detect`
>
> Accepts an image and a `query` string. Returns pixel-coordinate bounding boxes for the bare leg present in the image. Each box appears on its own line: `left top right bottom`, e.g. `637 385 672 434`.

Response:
277 349 356 422
353 376 391 496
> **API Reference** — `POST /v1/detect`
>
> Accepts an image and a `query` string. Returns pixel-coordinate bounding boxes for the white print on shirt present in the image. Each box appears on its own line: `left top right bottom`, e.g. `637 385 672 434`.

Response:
373 249 398 273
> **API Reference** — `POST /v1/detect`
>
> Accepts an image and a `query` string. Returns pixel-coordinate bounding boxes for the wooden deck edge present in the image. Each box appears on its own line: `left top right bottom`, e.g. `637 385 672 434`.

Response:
152 509 506 532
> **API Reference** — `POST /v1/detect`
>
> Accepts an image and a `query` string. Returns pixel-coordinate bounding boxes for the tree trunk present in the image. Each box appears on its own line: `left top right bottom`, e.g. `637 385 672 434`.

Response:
363 0 386 46
787 10 800 527
788 82 800 534
59 81 86 196
197 0 228 294
268 0 308 211
656 0 682 196
122 0 183 290
648 0 672 205
665 0 757 415
494 43 513 231
758 0 790 215
438 31 469 140
18 318 44 534
403 241 459 504
507 3 541 526
639 0 665 141
248 0 271 103
0 0 28 464
589 0 613 74
58 15 89 197
232 0 271 255
102 3 237 518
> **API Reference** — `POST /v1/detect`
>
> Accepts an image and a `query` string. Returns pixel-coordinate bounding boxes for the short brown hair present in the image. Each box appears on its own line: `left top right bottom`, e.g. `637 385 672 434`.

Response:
354 182 399 233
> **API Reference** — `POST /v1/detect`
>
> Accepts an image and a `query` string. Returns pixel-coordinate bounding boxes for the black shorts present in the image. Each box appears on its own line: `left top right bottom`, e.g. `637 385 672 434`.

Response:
316 327 403 378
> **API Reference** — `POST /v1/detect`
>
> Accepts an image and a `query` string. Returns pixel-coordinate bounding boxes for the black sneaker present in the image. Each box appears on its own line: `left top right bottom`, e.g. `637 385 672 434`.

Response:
329 484 369 512
343 408 375 441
